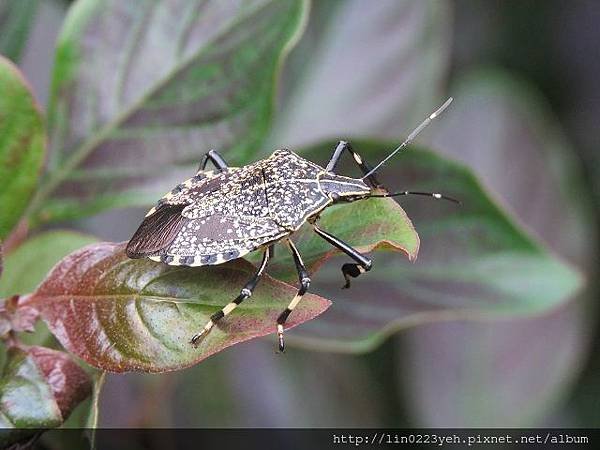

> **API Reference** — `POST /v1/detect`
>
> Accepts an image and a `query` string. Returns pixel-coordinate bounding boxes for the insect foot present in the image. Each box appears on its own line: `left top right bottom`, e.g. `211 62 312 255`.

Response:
189 320 215 347
341 261 372 289
277 324 285 353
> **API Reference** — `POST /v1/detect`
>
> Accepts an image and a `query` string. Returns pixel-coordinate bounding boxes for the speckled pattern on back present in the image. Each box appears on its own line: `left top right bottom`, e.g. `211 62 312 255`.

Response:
144 149 332 267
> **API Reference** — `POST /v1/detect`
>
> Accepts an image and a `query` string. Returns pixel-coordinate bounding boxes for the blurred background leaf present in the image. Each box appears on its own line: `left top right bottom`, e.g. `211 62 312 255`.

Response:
0 0 39 62
401 309 586 427
0 230 98 298
0 56 45 239
29 0 309 226
97 344 391 428
270 0 450 149
398 72 596 426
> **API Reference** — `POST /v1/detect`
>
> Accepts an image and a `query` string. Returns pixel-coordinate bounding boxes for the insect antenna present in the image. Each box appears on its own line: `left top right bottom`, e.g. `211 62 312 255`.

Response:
361 97 453 180
369 190 461 205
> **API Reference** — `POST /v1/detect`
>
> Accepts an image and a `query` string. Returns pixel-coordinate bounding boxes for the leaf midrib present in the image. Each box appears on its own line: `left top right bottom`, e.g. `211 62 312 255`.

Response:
32 293 288 308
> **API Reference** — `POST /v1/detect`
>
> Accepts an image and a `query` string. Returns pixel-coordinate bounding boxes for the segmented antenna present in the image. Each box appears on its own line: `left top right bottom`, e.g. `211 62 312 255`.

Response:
361 97 453 180
369 190 461 204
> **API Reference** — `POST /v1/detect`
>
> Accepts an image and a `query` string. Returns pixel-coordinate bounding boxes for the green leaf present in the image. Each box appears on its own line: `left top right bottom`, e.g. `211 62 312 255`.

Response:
26 242 331 373
281 141 583 352
270 0 450 148
0 345 92 447
25 346 92 421
0 230 98 298
0 347 62 429
0 55 46 239
31 0 308 224
268 198 419 282
0 0 39 62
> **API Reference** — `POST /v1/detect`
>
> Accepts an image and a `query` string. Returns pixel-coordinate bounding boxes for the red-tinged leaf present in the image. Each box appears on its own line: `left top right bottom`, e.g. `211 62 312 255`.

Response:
26 242 331 373
9 305 38 334
0 347 62 433
0 295 38 335
0 317 8 339
0 345 91 447
26 346 92 419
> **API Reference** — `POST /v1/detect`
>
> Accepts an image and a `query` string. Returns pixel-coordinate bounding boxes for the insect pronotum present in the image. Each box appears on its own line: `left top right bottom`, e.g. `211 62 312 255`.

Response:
126 98 457 352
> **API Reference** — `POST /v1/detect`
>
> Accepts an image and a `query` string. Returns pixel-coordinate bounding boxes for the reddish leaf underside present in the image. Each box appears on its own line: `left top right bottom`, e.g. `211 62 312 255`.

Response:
26 346 92 419
0 345 90 439
0 295 38 337
26 242 331 373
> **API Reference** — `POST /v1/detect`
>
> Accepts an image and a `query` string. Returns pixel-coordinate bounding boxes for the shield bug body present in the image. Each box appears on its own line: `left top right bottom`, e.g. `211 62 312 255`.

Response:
126 99 456 351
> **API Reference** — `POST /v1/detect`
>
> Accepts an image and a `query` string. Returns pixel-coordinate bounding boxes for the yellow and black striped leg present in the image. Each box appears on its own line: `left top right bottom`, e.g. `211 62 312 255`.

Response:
313 224 372 289
190 246 273 347
197 149 229 173
276 239 310 353
325 140 383 188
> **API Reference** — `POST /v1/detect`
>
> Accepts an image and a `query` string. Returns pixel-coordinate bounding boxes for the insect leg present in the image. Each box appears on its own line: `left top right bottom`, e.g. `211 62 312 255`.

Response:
325 141 382 188
275 239 311 353
190 245 273 347
313 224 372 289
197 149 229 173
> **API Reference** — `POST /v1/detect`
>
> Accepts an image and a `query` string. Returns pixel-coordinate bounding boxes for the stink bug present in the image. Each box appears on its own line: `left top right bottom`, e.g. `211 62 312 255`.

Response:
126 98 457 352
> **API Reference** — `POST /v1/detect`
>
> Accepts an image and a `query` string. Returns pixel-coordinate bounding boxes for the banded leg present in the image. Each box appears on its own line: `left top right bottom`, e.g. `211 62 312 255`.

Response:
276 239 311 352
190 246 273 347
313 224 372 289
197 149 229 173
325 140 382 188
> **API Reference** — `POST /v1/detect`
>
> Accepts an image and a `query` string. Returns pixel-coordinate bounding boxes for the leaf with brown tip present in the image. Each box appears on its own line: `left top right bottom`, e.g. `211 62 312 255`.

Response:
267 197 420 283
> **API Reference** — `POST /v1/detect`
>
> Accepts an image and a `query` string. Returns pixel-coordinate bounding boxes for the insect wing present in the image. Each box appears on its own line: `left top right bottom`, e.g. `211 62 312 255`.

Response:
126 204 188 258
